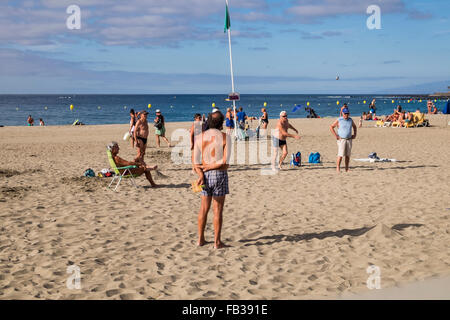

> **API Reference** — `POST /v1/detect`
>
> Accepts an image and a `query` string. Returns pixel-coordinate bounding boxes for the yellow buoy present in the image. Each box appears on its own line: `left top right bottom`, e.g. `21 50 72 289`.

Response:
212 102 216 108
148 104 151 109
264 102 267 107
44 106 48 110
392 100 394 103
363 100 366 104
336 101 340 105
307 102 310 106
70 104 74 111
419 100 422 102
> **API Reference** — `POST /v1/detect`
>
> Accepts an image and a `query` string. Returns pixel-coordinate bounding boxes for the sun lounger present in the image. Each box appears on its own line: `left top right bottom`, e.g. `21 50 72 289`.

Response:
413 112 429 127
107 150 138 191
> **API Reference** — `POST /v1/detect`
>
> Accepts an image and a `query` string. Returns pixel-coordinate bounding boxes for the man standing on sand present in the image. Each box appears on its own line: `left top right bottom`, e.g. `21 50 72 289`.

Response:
134 111 149 164
330 107 357 173
193 111 231 249
271 111 300 170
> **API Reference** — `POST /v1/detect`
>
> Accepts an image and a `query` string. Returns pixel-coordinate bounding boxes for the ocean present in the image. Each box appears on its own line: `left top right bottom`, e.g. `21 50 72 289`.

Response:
0 94 447 126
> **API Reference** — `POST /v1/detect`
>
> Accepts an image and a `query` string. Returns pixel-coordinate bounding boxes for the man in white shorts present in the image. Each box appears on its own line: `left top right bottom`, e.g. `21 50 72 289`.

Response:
330 107 357 172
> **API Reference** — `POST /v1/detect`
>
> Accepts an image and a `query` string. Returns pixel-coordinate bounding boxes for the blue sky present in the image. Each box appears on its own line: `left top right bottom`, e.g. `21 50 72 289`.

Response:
0 0 449 94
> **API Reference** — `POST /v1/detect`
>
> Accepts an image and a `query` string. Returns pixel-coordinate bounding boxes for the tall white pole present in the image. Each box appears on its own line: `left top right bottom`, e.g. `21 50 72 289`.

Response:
226 0 238 138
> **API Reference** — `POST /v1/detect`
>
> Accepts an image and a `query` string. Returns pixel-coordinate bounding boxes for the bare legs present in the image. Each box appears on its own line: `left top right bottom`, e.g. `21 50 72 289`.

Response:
156 134 171 148
135 140 146 164
198 195 226 249
130 166 157 187
336 156 350 172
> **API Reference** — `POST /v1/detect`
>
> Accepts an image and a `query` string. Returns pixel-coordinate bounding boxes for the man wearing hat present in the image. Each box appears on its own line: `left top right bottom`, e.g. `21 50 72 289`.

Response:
330 107 357 172
154 109 171 148
271 111 300 170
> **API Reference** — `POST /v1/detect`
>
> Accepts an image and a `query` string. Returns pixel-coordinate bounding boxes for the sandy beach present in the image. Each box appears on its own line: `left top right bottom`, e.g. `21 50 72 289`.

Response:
0 115 449 300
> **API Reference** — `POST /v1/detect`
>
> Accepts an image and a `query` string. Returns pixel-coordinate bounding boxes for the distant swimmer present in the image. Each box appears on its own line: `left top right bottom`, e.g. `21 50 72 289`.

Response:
27 115 34 126
336 75 340 80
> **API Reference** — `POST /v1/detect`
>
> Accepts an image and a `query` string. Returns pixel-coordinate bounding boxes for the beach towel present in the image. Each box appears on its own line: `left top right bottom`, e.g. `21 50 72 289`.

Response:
354 158 396 163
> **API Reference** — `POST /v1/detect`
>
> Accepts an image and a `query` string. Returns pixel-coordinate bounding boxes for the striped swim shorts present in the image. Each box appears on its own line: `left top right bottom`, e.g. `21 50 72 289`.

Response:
201 170 229 197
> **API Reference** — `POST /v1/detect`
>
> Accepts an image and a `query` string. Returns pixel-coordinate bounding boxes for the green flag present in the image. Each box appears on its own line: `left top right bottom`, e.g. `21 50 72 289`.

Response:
224 4 230 33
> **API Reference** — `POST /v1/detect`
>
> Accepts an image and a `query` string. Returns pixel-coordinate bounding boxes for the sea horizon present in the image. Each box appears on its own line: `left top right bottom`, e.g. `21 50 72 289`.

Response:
1 93 447 127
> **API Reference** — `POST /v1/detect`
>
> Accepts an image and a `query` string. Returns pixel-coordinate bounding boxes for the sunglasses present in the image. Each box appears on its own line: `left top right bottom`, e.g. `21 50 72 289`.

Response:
282 115 287 118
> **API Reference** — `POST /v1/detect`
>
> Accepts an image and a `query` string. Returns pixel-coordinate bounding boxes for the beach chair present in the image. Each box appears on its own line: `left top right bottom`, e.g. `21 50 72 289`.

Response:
106 150 138 191
391 121 401 128
413 112 429 127
375 120 384 127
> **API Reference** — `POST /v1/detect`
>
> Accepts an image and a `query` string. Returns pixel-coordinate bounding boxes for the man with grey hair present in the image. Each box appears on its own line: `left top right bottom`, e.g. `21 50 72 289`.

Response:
108 141 158 187
272 111 300 170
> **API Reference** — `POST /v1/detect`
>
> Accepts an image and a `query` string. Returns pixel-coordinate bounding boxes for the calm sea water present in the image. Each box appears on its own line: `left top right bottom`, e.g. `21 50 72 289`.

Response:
0 94 447 126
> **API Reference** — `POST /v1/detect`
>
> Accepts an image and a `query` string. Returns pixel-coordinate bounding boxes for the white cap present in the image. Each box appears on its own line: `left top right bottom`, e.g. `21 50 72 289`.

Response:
280 110 287 117
155 109 161 113
212 108 220 113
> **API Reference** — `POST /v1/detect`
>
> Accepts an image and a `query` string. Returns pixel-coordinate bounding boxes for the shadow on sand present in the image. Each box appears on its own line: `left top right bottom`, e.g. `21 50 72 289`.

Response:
239 224 424 247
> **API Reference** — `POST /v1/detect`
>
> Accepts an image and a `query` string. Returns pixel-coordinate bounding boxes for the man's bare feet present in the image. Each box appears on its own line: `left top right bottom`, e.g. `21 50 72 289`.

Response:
214 241 226 249
197 238 206 246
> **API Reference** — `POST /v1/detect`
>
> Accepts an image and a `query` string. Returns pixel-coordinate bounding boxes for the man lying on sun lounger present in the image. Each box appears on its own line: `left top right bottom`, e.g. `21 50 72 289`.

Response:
107 141 158 187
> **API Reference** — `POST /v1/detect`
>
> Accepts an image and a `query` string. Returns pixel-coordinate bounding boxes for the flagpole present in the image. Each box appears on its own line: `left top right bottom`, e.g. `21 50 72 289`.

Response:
225 0 238 139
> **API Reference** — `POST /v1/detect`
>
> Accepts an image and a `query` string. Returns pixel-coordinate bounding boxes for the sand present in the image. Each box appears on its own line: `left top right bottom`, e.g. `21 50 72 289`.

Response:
0 115 449 299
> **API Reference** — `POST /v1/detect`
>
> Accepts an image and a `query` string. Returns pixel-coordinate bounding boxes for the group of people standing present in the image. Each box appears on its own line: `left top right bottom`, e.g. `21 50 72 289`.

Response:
128 108 172 163
224 107 269 135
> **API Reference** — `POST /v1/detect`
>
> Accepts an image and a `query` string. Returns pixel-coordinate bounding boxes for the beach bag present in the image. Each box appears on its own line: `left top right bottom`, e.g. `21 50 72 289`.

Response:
308 152 321 164
154 119 163 130
84 168 95 177
290 152 301 167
